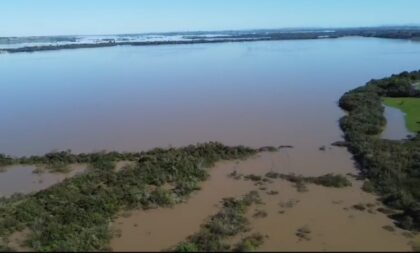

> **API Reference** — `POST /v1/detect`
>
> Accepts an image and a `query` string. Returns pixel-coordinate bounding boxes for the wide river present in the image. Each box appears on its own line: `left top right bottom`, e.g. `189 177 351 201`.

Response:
2 37 420 251
1 37 419 156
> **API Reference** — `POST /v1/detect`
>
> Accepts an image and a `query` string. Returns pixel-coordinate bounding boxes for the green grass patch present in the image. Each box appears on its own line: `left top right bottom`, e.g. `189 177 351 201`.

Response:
383 97 420 133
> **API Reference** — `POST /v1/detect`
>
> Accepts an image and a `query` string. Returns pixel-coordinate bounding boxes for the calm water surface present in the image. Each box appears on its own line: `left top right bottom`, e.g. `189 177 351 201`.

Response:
0 164 86 197
382 105 414 140
1 37 420 156
2 37 420 251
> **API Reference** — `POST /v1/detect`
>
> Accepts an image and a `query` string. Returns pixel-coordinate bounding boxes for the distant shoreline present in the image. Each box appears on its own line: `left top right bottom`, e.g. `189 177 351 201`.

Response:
2 27 420 54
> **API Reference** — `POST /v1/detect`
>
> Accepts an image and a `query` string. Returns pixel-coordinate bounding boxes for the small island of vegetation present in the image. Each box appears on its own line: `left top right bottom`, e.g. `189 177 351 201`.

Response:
172 191 264 252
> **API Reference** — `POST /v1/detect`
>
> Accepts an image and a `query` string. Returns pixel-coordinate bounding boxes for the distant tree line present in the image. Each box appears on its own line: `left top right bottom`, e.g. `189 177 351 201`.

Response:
3 27 420 54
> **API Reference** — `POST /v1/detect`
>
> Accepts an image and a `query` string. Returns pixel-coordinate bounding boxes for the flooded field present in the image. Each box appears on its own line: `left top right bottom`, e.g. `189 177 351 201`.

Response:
382 105 413 140
1 37 420 251
0 164 86 197
111 151 419 251
0 161 132 197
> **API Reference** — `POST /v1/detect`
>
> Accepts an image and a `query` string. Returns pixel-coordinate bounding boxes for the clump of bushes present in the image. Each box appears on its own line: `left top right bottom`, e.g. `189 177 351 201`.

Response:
311 174 352 188
331 141 348 147
228 171 243 180
362 181 375 193
233 233 265 252
296 226 311 241
173 191 263 252
258 146 278 152
382 225 395 232
352 203 366 211
264 172 352 189
253 210 268 219
266 190 279 195
244 174 263 182
265 171 280 179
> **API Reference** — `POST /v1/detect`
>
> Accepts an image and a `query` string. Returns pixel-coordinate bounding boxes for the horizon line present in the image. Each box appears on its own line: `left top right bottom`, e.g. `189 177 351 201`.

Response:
2 24 420 39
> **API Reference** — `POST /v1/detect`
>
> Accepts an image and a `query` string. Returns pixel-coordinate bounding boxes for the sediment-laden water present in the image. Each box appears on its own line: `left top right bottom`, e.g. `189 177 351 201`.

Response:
1 37 420 251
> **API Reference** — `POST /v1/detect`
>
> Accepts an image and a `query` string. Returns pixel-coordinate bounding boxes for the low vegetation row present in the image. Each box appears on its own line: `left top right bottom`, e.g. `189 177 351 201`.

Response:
172 191 265 252
0 149 145 168
0 146 285 171
264 172 352 188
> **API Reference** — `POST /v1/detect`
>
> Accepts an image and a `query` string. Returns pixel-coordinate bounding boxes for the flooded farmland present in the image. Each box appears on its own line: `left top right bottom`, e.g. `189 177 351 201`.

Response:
111 151 418 251
1 37 420 251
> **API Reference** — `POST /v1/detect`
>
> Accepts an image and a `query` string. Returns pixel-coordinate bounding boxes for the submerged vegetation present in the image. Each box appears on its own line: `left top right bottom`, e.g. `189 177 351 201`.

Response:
233 233 266 252
339 70 420 231
172 191 263 252
0 142 256 251
0 154 13 167
0 149 146 172
264 172 352 189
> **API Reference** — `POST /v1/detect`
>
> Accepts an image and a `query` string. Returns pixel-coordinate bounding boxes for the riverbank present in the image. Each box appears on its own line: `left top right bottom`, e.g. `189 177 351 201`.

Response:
339 70 420 232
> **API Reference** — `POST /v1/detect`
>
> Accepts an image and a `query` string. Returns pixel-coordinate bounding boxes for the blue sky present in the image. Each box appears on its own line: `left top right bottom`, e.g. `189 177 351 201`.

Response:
2 0 420 36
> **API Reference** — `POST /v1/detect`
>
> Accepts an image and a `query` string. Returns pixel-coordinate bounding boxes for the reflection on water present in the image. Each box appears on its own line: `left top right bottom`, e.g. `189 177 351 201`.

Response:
382 105 413 140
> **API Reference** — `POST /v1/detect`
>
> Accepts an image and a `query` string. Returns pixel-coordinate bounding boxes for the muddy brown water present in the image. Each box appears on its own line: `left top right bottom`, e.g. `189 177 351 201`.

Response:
382 105 414 140
2 37 420 251
0 164 86 197
110 151 419 252
0 161 132 197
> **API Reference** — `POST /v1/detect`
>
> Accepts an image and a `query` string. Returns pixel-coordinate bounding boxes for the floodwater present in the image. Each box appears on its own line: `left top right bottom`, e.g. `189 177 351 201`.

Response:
111 151 418 251
382 105 414 140
0 161 132 197
1 37 420 156
0 164 86 197
2 37 420 251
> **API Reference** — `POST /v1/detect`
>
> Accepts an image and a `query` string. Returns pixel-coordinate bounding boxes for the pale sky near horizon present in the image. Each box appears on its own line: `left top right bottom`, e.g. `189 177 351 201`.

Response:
2 0 420 37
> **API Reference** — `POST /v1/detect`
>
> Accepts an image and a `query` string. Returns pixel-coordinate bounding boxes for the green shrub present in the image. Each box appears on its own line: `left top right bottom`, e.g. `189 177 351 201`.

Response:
233 233 265 252
172 192 263 252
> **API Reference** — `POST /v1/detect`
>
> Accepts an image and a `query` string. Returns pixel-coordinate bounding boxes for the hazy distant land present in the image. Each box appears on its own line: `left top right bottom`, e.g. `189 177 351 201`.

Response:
1 26 420 53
